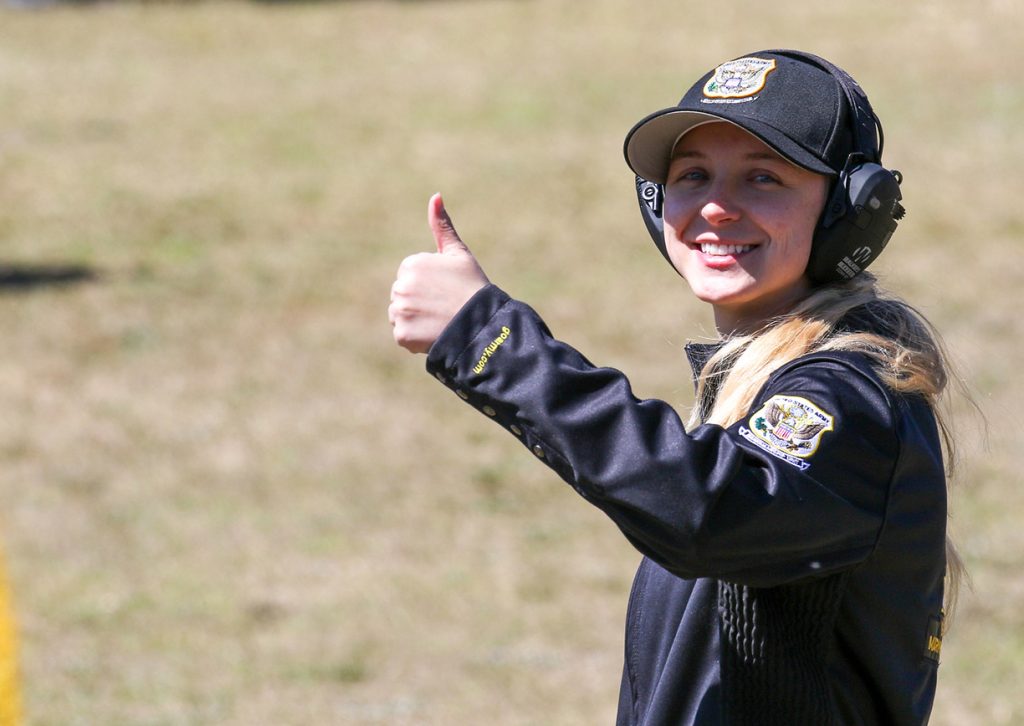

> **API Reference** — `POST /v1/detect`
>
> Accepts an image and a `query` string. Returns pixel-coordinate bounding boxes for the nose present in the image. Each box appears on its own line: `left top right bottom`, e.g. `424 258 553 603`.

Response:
662 178 743 242
700 185 742 226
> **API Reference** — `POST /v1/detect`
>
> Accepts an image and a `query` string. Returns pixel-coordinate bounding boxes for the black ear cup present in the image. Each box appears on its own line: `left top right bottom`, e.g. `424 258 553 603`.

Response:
805 160 905 283
636 176 671 266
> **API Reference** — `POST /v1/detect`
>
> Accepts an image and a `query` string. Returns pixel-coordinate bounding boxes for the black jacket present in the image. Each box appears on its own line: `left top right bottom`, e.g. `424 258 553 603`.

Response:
425 284 946 725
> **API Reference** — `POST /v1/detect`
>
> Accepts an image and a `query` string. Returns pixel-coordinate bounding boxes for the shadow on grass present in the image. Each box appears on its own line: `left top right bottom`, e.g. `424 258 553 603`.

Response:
0 264 99 294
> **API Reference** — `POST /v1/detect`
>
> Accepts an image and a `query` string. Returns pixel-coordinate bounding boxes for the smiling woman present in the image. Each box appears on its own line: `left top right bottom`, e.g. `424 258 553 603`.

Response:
661 122 829 332
389 49 962 726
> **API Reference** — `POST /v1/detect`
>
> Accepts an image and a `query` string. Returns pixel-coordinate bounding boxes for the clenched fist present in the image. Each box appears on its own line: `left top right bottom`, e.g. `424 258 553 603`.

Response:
389 193 490 354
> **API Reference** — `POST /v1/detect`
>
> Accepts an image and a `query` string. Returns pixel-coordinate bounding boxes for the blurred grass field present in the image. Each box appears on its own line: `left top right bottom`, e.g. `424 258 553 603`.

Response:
0 0 1021 723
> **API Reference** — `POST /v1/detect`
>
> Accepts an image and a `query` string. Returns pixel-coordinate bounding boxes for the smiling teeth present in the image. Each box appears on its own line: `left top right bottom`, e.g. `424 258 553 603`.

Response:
701 243 753 256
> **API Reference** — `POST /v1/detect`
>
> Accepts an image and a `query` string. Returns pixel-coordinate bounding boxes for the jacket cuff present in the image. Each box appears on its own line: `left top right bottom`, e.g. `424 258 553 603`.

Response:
425 283 512 379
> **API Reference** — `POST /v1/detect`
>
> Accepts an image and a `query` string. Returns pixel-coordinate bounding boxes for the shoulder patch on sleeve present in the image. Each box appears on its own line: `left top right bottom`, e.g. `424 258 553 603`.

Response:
738 395 835 470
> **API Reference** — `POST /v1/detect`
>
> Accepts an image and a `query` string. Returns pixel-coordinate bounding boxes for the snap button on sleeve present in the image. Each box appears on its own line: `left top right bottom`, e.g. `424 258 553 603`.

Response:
456 390 470 400
532 445 545 459
482 405 497 417
510 425 523 436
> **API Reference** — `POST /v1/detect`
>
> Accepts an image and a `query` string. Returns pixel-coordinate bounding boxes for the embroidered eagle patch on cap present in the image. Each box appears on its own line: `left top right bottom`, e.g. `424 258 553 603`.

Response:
703 57 776 99
739 395 834 470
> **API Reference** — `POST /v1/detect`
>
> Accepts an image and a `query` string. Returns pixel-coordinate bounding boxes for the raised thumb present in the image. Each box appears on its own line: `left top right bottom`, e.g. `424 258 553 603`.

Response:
429 193 469 255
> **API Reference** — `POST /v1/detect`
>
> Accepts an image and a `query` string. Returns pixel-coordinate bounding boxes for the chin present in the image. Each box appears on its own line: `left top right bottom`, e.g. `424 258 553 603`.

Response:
685 280 757 307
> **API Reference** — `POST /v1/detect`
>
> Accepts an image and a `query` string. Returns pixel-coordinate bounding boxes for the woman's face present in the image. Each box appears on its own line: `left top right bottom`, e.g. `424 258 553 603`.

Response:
662 121 830 333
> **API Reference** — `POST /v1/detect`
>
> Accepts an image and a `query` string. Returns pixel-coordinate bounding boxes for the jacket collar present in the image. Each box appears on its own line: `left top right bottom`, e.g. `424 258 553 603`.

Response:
684 341 727 424
684 341 725 383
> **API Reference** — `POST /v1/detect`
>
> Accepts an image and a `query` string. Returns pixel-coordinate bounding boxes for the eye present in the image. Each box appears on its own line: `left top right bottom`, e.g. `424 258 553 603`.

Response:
667 167 708 186
750 171 781 185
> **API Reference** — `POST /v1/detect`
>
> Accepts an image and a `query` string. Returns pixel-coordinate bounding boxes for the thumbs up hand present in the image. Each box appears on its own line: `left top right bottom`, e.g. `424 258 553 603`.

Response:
389 193 490 354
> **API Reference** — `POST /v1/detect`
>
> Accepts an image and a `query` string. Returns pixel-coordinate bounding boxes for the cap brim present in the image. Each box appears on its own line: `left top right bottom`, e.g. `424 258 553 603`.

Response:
624 108 837 183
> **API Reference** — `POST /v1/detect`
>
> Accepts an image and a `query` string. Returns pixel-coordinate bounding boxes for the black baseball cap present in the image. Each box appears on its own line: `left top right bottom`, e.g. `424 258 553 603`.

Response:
624 51 858 183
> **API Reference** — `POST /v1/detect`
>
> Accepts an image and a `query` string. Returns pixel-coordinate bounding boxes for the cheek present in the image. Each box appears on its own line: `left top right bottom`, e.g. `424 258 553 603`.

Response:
798 183 829 242
662 187 703 228
665 238 693 279
792 217 818 261
661 202 686 239
774 197 822 258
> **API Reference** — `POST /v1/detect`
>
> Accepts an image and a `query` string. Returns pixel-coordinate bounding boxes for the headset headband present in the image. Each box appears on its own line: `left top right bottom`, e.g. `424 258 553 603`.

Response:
763 49 883 165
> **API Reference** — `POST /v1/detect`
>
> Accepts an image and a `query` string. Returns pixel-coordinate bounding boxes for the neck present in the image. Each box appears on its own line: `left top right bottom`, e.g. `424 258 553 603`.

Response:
712 281 812 336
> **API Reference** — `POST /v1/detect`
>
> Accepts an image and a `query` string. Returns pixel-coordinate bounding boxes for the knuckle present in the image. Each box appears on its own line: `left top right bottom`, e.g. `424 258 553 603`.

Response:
398 252 431 272
390 296 415 316
390 279 409 297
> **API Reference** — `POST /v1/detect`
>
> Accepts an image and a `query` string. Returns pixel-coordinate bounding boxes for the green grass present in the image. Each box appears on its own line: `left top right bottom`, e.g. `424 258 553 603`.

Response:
0 0 1021 723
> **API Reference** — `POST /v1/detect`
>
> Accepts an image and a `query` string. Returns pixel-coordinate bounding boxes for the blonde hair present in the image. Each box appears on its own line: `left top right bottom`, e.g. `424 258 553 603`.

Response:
689 272 965 626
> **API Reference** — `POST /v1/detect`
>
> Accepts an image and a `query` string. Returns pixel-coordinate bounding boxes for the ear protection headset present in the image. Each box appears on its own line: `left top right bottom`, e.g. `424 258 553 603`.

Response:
635 51 906 284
